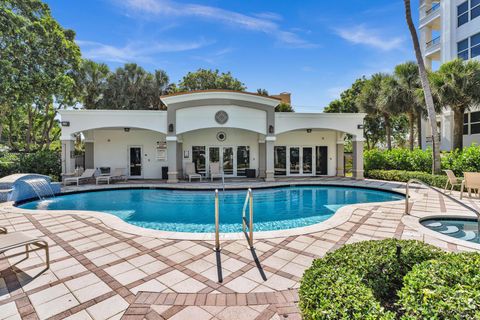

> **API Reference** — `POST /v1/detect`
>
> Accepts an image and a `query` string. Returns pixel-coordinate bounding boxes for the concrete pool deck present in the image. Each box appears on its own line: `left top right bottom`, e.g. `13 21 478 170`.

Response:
0 178 479 319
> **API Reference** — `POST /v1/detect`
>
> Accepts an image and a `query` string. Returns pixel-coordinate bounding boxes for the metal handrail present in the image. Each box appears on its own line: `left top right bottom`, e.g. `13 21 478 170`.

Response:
426 36 440 48
214 189 221 252
426 2 440 15
405 179 480 236
242 188 254 248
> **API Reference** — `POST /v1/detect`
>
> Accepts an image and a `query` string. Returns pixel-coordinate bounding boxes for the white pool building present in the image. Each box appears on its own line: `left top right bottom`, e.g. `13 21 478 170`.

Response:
59 90 366 182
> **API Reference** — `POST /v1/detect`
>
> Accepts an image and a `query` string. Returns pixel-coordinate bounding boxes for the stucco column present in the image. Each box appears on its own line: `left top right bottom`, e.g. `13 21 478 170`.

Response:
352 138 364 180
336 144 345 177
61 139 76 175
265 136 275 182
336 132 345 177
167 136 178 183
258 141 266 178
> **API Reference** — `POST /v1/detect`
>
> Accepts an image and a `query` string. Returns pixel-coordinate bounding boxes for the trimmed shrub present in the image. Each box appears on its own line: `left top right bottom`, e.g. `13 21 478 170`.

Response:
364 148 432 173
398 253 480 319
366 170 448 189
299 239 444 319
0 150 61 181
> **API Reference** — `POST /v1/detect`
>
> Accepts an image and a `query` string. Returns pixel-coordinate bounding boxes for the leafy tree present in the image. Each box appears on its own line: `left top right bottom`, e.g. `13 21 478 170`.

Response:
430 59 480 150
275 102 294 112
178 69 246 92
404 0 441 173
0 0 81 151
324 78 366 113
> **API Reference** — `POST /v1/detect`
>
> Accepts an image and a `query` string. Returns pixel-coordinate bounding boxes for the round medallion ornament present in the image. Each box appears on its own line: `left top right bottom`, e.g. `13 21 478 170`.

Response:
215 110 229 125
216 132 227 142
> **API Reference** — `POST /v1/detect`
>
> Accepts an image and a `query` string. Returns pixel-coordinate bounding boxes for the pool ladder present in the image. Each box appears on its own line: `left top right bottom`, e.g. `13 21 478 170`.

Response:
405 179 480 237
213 188 254 252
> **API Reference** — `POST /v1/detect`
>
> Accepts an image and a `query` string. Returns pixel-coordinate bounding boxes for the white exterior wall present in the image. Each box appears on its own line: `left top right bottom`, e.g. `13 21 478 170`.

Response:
275 130 337 176
59 110 167 140
93 129 167 179
176 105 267 135
180 128 260 174
420 0 480 150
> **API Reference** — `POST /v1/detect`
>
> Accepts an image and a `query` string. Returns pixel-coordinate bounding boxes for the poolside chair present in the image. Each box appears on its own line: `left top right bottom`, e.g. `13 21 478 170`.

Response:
444 170 462 194
0 230 50 269
64 168 96 186
96 168 128 185
185 162 202 182
460 172 480 199
210 162 223 182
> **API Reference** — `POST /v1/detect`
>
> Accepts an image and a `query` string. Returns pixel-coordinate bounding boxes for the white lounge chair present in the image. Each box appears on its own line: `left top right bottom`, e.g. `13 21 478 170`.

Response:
210 162 223 182
460 172 480 199
96 168 128 185
444 170 462 194
0 229 50 269
185 162 202 182
64 169 96 186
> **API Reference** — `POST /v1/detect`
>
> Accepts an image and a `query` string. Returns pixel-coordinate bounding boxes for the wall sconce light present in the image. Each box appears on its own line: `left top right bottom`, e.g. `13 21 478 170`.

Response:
124 128 130 132
168 123 174 133
307 129 312 133
61 121 70 127
357 124 364 129
269 125 274 134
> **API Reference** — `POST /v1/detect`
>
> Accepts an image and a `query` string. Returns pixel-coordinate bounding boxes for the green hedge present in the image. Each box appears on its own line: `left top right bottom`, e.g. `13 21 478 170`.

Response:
364 145 480 175
299 239 444 319
366 170 448 189
0 150 61 181
398 253 480 319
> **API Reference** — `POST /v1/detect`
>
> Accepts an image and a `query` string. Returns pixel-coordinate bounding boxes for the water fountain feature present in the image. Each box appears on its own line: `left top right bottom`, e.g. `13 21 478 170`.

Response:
0 174 61 203
25 178 56 200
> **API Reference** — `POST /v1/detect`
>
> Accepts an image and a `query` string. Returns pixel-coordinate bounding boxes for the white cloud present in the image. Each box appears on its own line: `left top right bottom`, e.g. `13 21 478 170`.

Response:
77 38 212 63
335 24 404 51
114 0 316 48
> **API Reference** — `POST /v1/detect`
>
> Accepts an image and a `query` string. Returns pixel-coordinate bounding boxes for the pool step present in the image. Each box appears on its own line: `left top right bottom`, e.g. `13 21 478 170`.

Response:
439 226 460 235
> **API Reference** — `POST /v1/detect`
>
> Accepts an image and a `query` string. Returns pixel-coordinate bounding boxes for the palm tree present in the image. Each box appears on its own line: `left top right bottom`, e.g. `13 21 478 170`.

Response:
75 59 110 109
393 62 425 150
357 73 397 150
430 59 480 150
403 0 441 174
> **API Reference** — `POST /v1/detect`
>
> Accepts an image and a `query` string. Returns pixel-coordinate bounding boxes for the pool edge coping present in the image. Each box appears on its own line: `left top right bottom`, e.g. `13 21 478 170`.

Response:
2 180 409 241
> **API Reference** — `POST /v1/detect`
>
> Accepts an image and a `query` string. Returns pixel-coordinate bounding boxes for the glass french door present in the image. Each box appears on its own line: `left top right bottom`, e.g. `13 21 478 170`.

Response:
285 146 314 176
316 146 328 175
303 147 313 174
222 147 234 176
128 146 143 178
207 146 244 177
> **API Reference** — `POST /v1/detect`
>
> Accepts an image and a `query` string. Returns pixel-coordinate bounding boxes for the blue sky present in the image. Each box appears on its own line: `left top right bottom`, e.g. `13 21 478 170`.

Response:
45 0 420 112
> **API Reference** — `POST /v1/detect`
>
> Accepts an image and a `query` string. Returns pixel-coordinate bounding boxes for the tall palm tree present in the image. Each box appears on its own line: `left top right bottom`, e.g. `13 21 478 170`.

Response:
393 62 425 150
75 59 110 109
430 59 480 150
357 73 397 150
404 0 441 174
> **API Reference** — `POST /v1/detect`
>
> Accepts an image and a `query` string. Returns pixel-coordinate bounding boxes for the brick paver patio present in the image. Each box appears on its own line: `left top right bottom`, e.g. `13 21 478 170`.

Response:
0 179 479 319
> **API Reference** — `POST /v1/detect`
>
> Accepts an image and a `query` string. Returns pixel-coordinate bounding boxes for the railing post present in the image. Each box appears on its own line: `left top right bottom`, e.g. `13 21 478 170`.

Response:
405 181 410 215
214 189 221 252
248 189 254 249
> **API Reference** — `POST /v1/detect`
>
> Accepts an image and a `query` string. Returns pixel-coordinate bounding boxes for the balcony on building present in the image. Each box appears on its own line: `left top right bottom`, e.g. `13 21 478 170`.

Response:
420 1 441 29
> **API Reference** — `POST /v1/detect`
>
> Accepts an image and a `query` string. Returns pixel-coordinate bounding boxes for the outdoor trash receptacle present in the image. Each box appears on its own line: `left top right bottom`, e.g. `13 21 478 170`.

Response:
245 169 256 178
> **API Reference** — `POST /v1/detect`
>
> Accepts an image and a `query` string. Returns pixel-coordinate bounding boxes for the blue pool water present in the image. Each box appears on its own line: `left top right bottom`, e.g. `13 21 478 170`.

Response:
422 218 480 244
19 186 403 233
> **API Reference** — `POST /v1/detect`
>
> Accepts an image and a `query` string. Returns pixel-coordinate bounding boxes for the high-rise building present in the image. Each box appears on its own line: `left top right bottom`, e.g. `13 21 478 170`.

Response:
419 0 480 150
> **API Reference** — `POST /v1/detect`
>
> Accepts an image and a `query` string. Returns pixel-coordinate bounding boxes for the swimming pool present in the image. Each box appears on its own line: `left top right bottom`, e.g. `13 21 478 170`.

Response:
19 186 403 233
421 218 480 244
